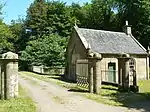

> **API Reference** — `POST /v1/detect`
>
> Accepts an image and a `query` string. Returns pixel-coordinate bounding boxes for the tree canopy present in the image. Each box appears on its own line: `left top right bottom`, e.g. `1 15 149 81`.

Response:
0 19 14 54
1 0 150 67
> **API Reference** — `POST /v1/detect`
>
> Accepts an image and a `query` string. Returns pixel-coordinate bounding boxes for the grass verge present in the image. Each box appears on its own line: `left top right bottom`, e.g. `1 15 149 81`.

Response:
20 71 150 106
20 71 76 89
0 84 36 112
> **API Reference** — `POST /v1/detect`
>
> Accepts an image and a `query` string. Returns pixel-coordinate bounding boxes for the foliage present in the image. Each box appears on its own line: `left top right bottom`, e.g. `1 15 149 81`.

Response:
26 0 74 38
69 3 91 28
21 34 66 67
9 19 28 53
114 0 150 48
89 0 115 30
0 20 14 54
46 1 74 37
20 0 73 67
70 0 117 31
1 0 150 67
25 0 48 37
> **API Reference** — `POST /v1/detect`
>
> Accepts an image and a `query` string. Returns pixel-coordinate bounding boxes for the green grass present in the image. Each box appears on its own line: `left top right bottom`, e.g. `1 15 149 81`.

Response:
138 80 150 93
20 71 76 88
83 85 148 106
20 71 150 106
0 84 36 112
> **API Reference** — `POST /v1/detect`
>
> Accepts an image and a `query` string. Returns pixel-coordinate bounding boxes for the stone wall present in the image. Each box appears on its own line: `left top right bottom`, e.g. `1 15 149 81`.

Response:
135 58 148 80
66 29 87 81
30 65 65 75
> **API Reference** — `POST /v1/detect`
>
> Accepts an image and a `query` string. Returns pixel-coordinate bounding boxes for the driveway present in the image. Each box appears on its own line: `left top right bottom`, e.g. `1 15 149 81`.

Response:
19 73 148 112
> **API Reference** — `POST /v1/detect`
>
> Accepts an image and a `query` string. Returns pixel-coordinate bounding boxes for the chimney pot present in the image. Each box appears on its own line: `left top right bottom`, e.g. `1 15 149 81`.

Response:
126 21 128 25
123 20 132 35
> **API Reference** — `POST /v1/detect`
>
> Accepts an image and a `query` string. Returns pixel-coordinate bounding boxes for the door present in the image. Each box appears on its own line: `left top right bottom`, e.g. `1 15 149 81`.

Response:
108 63 116 83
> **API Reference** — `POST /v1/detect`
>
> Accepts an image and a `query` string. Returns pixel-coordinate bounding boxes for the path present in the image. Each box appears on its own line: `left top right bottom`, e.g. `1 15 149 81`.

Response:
19 73 147 112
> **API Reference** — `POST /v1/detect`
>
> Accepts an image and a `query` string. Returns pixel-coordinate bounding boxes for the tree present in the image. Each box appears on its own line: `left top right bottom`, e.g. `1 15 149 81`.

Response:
89 0 116 30
26 0 74 38
70 2 91 28
70 0 116 31
115 0 150 48
20 0 74 67
0 20 14 54
21 34 66 67
25 0 48 37
0 2 14 54
45 1 74 37
9 19 28 53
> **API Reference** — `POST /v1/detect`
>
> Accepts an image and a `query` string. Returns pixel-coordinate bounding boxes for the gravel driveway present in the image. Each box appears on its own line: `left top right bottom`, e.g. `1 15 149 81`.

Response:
19 73 148 112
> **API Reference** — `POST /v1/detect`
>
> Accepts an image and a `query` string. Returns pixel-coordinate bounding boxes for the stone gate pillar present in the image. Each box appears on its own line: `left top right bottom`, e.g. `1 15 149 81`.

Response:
93 53 102 94
2 52 18 99
88 59 93 93
87 48 102 94
118 54 130 92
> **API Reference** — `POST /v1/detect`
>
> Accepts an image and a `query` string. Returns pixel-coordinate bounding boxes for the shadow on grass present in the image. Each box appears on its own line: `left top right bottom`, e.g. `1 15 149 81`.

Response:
101 85 150 112
101 86 118 91
48 75 77 84
31 71 59 76
119 92 150 112
68 88 88 93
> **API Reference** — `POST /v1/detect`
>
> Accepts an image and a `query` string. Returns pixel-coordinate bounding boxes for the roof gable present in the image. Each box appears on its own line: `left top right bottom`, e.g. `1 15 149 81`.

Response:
75 27 147 55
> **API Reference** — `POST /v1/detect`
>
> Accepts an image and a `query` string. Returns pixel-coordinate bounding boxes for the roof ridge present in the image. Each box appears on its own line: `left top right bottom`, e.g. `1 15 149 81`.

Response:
78 27 125 34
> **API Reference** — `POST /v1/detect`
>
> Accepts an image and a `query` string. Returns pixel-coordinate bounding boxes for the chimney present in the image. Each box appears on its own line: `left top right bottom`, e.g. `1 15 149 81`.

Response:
123 21 132 35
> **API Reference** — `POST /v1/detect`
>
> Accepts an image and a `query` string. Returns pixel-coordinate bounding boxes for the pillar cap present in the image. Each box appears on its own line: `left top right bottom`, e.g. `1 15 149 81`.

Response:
93 53 102 59
119 52 130 58
2 52 18 59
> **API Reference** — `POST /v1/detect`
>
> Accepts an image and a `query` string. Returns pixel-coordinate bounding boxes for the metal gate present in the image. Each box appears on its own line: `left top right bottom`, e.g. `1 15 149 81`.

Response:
76 60 89 88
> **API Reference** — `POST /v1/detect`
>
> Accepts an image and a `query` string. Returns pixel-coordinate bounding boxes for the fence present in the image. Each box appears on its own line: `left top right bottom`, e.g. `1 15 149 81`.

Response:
76 60 119 88
76 60 89 88
101 70 118 84
29 65 65 75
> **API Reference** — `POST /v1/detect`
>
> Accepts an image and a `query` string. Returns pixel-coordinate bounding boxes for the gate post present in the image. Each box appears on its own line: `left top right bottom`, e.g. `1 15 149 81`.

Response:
0 62 4 99
118 53 130 92
2 52 18 99
88 59 93 93
93 53 102 94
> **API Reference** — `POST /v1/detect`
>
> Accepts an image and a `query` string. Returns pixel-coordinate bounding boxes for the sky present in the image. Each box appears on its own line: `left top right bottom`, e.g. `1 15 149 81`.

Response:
2 0 90 24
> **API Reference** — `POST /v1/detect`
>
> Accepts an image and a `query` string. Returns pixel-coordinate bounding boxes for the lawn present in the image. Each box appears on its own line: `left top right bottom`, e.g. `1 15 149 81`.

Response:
0 84 36 112
20 71 150 106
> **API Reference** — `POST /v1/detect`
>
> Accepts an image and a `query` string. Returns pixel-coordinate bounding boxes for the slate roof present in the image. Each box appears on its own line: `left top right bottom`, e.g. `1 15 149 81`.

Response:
76 27 147 54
